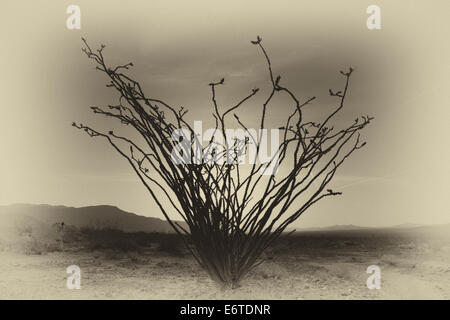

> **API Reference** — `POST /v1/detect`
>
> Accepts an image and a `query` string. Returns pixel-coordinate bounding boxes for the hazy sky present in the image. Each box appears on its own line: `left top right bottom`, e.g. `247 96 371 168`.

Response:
0 0 449 228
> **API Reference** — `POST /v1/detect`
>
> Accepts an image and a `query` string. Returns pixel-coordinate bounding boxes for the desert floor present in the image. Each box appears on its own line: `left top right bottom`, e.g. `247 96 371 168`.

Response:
0 227 449 299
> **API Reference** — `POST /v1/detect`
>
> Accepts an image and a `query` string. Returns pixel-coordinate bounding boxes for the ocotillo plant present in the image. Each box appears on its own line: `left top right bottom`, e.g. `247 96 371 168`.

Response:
74 36 373 287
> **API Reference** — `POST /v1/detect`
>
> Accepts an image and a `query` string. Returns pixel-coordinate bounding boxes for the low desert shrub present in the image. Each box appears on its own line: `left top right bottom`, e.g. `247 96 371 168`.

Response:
80 227 140 252
157 234 184 256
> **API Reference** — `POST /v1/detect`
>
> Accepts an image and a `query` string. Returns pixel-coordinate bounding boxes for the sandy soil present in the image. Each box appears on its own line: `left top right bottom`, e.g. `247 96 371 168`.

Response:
0 227 449 299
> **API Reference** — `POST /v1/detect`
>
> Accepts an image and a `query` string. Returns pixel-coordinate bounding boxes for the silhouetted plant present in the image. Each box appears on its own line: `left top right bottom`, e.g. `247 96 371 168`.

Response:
74 36 373 287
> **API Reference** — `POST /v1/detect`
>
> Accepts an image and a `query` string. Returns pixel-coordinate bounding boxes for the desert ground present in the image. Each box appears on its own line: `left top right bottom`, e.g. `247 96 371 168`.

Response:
1 221 449 300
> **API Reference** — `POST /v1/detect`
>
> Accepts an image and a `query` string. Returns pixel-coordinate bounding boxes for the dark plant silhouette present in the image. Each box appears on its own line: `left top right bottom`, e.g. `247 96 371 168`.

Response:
74 36 373 287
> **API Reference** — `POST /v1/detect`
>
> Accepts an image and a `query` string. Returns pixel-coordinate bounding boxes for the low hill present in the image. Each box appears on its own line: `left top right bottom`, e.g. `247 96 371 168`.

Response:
0 204 180 233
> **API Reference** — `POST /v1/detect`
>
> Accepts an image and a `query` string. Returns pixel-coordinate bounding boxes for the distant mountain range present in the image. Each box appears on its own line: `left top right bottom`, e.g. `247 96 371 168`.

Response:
293 223 428 232
294 224 371 232
0 203 443 234
391 223 424 229
0 204 179 233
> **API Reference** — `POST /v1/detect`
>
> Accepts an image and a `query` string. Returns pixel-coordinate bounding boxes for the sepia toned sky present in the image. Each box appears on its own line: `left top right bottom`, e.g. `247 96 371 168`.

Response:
0 0 449 228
